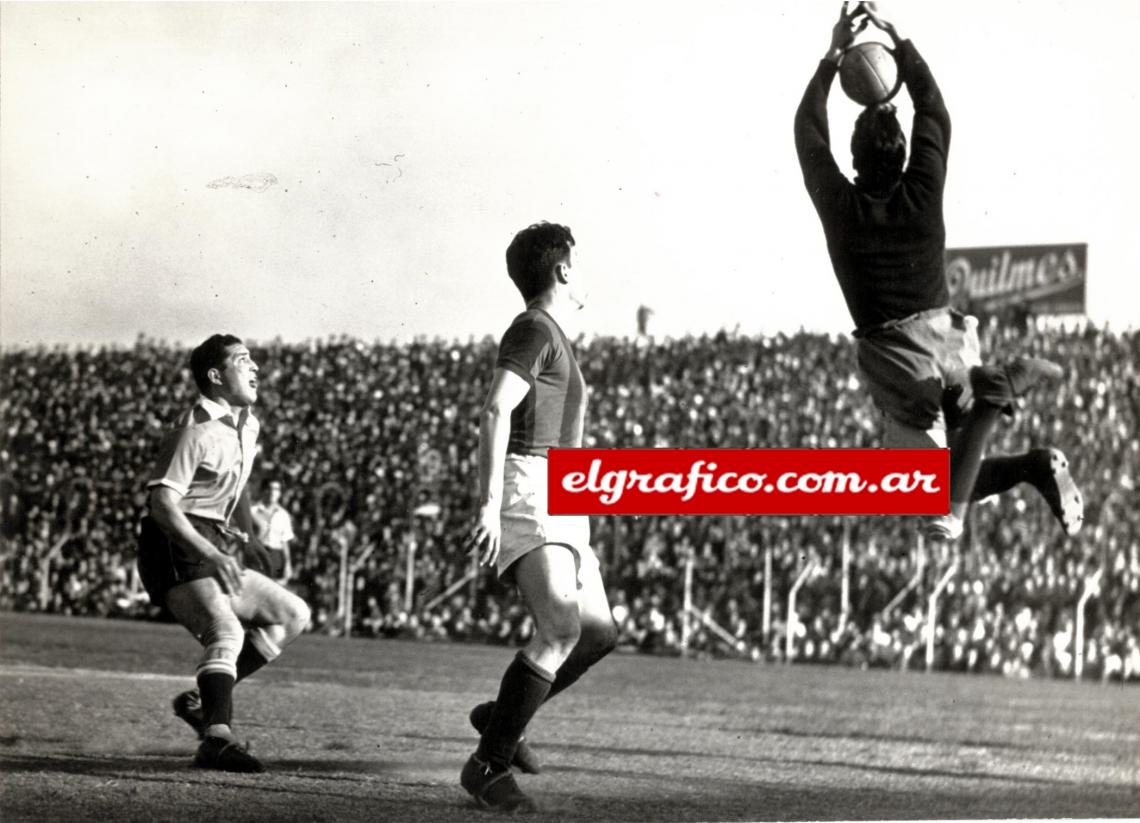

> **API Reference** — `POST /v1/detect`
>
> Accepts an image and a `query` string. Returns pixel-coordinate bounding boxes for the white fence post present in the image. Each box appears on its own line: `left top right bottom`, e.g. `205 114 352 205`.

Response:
681 550 694 656
762 544 772 645
423 567 478 613
38 533 71 612
686 606 748 656
1074 569 1103 680
38 476 93 612
404 536 417 614
785 560 818 663
341 540 375 637
881 533 925 620
839 520 851 633
925 561 958 672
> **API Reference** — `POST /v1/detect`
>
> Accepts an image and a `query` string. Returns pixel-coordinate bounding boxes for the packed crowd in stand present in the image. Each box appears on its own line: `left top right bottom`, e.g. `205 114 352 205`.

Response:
2 324 1137 680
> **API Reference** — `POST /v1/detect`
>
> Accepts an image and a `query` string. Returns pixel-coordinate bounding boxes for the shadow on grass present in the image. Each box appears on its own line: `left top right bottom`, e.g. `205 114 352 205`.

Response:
1 750 1132 822
400 731 1132 791
0 751 405 787
736 724 1042 752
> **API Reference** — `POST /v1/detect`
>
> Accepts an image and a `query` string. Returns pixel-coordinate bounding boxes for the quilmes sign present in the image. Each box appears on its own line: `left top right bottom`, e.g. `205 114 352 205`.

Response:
944 244 1086 316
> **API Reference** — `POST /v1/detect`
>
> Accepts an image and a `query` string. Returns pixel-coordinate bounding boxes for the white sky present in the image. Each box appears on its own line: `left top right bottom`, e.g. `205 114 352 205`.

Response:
2 1 1138 347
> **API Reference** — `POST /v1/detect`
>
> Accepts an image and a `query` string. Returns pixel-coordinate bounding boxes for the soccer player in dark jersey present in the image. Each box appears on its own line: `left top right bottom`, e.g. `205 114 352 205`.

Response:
137 334 311 772
461 222 618 811
794 3 1083 541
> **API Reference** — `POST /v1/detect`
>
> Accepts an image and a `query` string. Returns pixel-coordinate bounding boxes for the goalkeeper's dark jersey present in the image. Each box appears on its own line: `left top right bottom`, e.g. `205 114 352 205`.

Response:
794 39 952 333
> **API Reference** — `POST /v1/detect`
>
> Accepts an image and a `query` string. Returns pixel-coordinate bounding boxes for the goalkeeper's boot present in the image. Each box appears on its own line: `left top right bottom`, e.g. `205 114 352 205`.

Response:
1030 448 1083 536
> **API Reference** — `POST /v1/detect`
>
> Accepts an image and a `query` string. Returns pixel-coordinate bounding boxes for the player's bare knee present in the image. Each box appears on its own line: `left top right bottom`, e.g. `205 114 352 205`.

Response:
200 613 243 646
537 610 581 659
546 624 581 658
592 620 620 657
264 589 310 643
577 618 618 664
284 594 311 640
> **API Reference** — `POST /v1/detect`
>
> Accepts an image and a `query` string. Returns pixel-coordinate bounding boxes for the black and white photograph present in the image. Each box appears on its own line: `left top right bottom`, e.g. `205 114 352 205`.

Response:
1 1 1137 820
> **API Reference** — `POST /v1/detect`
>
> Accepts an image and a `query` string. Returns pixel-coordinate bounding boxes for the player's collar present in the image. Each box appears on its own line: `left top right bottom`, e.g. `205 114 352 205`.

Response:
197 395 256 428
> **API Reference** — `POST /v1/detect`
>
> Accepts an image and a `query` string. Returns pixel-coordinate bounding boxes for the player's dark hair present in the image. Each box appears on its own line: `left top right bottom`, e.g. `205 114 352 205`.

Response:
190 333 243 395
851 104 906 194
505 222 575 301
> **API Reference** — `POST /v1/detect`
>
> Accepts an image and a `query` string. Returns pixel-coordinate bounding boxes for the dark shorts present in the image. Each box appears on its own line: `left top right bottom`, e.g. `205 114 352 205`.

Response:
266 547 288 579
855 307 982 434
136 515 243 606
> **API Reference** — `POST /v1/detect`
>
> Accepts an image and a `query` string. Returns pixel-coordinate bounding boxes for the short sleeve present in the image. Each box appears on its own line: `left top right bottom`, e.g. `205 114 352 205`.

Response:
146 427 201 497
496 319 553 385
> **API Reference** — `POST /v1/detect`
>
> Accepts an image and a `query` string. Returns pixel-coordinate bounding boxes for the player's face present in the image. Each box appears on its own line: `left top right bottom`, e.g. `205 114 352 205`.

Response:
215 344 259 407
268 481 282 503
565 248 588 310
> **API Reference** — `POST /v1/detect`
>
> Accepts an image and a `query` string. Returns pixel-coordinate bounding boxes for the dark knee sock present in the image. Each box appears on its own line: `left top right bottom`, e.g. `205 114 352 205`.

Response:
235 637 271 683
950 398 1004 510
544 655 590 704
545 627 618 703
477 651 554 771
197 671 235 729
971 453 1039 501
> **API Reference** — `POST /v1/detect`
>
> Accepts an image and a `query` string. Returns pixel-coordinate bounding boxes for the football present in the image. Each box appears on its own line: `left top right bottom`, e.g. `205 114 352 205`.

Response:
839 41 900 106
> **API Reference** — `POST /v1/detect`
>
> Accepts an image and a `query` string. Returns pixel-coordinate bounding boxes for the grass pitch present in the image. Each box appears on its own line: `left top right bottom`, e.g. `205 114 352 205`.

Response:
0 612 1135 822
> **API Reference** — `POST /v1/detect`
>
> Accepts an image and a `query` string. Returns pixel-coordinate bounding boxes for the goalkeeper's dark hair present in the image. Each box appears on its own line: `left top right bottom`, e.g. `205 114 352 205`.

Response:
505 222 575 301
851 103 907 194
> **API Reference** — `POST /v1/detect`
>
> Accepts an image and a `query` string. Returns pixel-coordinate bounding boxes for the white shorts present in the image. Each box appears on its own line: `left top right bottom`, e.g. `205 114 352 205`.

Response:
498 453 597 583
